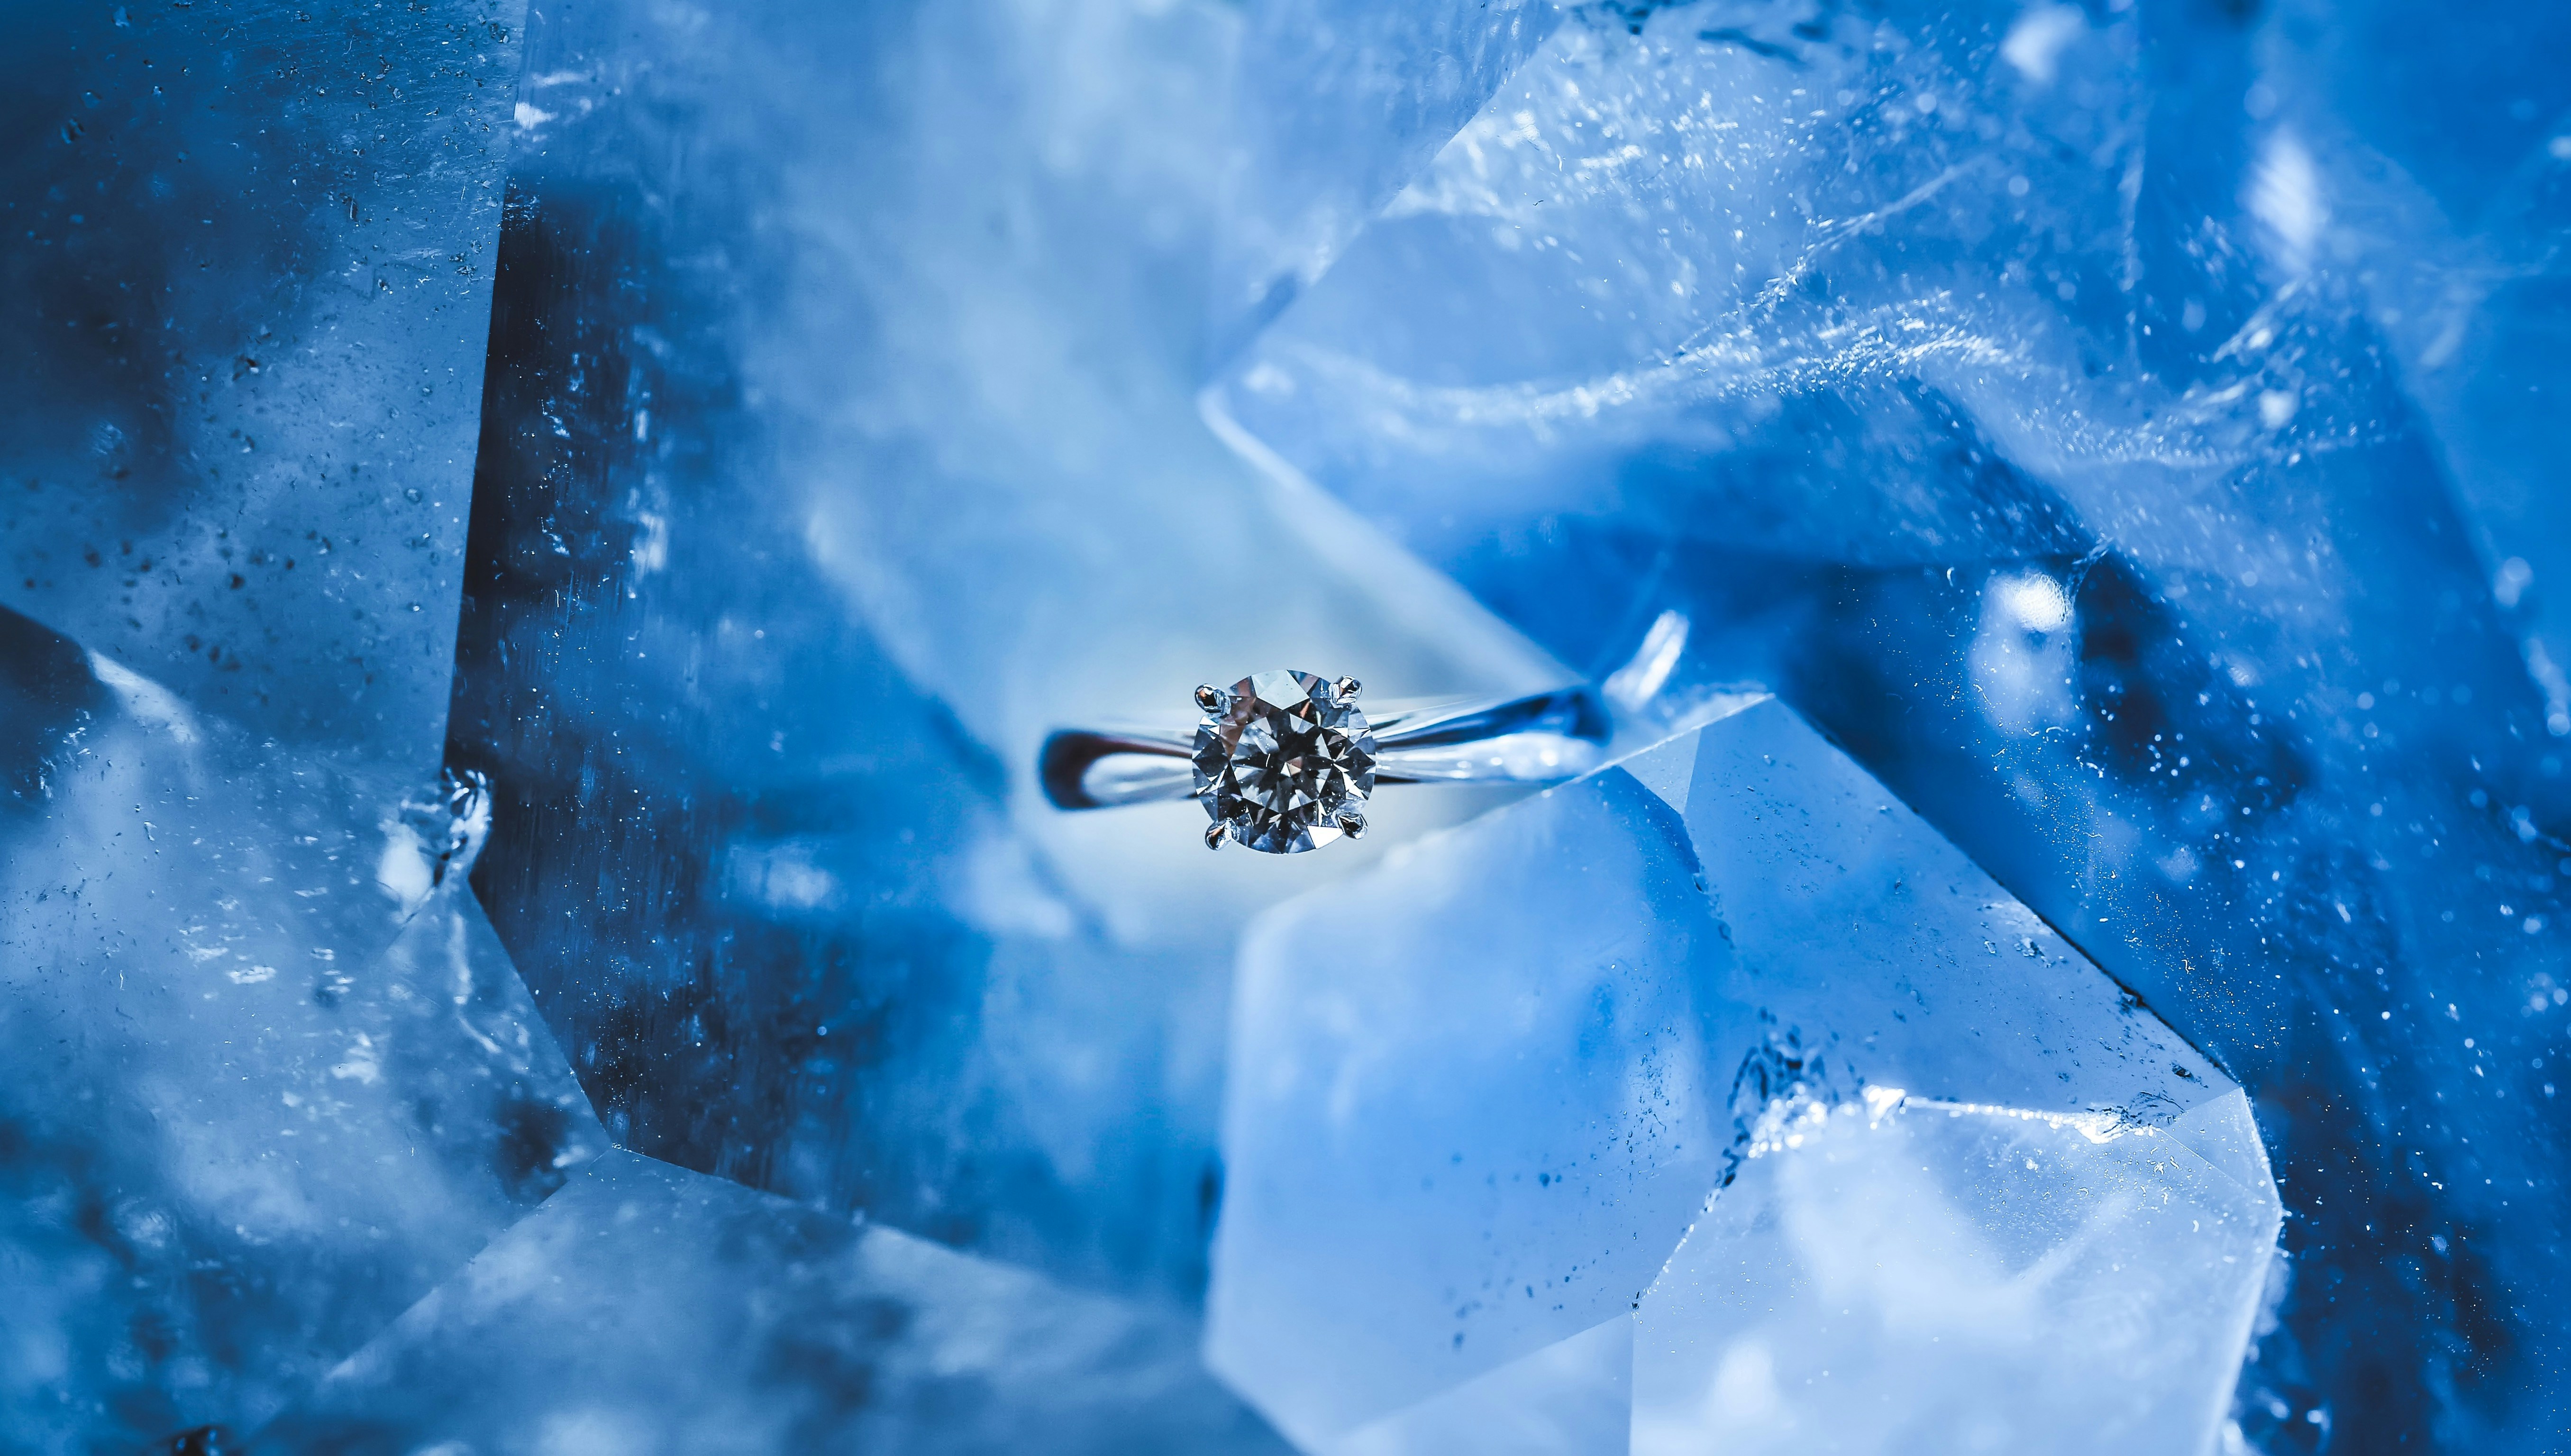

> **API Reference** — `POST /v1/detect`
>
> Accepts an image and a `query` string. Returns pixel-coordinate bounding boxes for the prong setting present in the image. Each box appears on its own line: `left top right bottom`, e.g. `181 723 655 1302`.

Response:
1195 683 1228 715
1204 819 1229 851
1190 669 1378 855
1338 810 1367 840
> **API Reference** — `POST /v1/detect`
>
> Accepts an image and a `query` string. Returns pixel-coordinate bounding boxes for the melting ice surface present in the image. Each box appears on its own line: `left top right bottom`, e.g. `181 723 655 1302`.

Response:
1211 699 2282 1453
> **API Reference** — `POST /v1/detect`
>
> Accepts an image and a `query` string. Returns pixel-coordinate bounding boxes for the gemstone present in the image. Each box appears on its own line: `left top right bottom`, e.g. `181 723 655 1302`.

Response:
1193 670 1377 853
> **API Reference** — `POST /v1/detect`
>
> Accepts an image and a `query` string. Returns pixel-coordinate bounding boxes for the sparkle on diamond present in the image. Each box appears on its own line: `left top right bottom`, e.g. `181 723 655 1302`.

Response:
1193 669 1377 854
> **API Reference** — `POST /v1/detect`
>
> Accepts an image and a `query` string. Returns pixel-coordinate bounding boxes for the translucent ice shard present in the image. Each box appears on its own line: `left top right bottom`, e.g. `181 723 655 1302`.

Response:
1632 1092 2280 1456
0 605 602 1449
0 1 525 765
1207 3 2571 1440
1669 697 2233 1123
1209 696 2268 1450
253 1150 1291 1455
1209 0 2142 575
1330 1316 1630 1456
1208 764 1735 1448
1212 0 1564 357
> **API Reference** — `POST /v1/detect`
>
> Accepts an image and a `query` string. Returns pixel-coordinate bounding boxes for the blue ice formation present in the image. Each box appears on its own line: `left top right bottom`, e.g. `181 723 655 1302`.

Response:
0 3 589 1447
1633 1091 2277 1454
0 0 521 765
1215 1 2571 1446
0 0 2560 1447
250 1150 1286 1453
0 605 602 1448
1211 698 2280 1452
1213 0 1566 358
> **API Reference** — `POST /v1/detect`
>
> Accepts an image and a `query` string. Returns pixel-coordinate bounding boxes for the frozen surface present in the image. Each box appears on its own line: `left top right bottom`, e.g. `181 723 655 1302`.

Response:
0 0 523 766
1632 1092 2280 1456
1210 698 2270 1450
0 605 602 1451
1212 1 2571 1443
251 1150 1290 1455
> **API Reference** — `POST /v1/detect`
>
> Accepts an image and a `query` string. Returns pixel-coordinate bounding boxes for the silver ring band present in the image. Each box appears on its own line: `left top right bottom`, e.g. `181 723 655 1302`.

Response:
1039 669 1610 854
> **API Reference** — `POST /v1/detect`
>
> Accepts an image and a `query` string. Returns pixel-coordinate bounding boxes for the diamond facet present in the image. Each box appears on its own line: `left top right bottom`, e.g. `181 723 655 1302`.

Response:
1193 669 1378 854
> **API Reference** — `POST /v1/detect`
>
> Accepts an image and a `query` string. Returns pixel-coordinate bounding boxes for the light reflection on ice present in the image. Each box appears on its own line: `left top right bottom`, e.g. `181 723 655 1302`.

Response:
1634 1090 2279 1456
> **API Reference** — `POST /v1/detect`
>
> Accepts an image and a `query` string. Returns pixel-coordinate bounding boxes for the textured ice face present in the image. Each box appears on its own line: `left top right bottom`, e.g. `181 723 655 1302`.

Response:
1210 701 2279 1453
1208 2 2155 592
251 1151 1290 1455
0 0 521 766
1651 698 2240 1120
1633 1092 2279 1456
1194 671 1378 853
2246 0 2571 748
1211 1 2569 1442
0 607 602 1448
1211 0 1565 358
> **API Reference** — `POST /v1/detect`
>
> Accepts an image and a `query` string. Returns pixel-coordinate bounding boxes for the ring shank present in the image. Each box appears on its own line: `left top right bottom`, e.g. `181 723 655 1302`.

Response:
1039 686 1611 811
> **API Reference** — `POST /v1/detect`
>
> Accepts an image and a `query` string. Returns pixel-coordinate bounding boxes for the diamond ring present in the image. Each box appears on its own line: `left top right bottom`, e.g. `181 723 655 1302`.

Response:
1038 669 1612 854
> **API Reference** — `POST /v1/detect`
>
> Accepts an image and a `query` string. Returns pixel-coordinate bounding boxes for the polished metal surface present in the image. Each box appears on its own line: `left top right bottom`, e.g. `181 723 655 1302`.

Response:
1039 681 1612 813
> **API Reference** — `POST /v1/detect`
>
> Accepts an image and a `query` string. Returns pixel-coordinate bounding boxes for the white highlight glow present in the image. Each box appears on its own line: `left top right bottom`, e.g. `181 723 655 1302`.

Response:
2249 131 2327 272
2001 6 2085 87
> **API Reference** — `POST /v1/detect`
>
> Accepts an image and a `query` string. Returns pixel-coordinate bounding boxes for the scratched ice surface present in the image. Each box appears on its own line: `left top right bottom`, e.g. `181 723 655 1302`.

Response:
1210 699 2278 1454
0 605 602 1451
248 1151 1287 1454
1211 0 2569 1445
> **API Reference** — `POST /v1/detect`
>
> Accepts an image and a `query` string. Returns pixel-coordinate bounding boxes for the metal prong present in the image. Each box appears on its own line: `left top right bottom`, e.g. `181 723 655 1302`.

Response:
1338 810 1367 840
1204 820 1228 850
1332 675 1362 704
1194 683 1226 714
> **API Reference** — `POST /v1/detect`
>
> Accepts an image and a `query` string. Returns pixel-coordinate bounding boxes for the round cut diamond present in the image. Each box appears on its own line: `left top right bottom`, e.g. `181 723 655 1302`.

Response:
1193 670 1377 853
